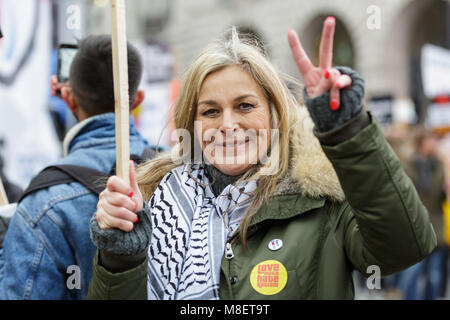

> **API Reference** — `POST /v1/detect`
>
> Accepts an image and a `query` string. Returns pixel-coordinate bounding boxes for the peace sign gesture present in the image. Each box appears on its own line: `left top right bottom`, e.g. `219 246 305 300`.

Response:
288 17 352 110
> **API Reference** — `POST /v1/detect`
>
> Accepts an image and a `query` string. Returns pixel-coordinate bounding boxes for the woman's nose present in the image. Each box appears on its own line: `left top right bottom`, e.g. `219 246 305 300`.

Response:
219 110 240 133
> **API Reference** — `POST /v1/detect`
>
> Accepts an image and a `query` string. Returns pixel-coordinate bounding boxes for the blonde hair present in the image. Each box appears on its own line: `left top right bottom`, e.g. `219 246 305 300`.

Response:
137 27 301 248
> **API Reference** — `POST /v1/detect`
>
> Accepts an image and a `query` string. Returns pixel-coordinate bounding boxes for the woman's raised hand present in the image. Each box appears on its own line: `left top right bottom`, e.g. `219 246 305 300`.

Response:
288 17 352 110
96 160 143 232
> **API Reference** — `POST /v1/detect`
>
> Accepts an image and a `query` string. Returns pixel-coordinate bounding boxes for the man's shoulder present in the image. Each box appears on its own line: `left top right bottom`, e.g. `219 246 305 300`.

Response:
17 180 97 225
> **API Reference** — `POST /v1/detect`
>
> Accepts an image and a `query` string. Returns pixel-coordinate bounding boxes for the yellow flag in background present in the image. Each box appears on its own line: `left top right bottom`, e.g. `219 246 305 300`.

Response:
444 200 450 247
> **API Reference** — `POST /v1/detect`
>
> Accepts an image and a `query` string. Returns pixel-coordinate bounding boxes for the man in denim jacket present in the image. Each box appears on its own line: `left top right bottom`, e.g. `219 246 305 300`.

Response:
0 35 150 299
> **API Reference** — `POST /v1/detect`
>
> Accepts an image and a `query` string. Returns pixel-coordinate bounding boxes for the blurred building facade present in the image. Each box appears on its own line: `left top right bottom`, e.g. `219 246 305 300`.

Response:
85 0 450 129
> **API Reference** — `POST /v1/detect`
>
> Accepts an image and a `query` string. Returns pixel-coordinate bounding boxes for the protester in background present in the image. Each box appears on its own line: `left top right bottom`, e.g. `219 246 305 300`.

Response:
0 35 151 299
397 128 448 300
87 18 436 300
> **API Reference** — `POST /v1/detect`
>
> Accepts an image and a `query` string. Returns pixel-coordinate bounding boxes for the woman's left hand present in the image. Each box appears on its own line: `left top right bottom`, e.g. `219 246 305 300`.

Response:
288 17 352 110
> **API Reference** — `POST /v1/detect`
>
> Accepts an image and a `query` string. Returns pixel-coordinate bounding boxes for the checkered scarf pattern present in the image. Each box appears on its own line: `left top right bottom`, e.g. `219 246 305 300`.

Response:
146 163 257 300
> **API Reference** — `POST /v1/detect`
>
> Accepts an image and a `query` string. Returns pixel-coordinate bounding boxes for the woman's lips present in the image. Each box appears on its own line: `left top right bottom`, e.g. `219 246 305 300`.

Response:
213 137 250 147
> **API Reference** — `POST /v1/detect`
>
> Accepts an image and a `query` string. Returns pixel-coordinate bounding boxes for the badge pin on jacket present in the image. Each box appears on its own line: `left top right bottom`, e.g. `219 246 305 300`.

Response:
250 260 288 295
268 239 283 251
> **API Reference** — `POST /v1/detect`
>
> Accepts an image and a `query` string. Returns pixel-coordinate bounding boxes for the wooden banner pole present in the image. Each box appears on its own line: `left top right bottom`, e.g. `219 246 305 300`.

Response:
0 177 9 206
110 0 130 184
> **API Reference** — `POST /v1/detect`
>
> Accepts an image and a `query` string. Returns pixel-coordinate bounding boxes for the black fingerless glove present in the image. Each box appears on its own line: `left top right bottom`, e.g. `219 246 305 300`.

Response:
303 66 365 133
90 201 152 272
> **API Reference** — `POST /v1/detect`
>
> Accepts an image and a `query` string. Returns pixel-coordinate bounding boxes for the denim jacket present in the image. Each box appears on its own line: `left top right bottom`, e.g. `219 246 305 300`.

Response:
0 113 149 299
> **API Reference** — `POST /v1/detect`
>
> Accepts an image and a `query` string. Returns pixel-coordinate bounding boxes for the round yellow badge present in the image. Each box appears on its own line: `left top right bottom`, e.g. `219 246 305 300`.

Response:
250 260 288 295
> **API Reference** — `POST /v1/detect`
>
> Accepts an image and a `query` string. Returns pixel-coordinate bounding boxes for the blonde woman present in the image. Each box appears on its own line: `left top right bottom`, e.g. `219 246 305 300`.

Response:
88 18 436 299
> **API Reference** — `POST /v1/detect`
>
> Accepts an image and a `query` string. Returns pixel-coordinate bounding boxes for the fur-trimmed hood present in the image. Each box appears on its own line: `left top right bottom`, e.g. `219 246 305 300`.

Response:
274 106 345 202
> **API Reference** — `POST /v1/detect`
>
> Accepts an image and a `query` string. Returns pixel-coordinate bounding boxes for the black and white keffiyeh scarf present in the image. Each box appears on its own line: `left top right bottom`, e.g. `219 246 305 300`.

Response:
146 163 257 300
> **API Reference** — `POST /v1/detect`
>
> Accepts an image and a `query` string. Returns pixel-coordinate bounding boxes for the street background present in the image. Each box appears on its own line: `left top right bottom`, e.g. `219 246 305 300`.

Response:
1 0 449 299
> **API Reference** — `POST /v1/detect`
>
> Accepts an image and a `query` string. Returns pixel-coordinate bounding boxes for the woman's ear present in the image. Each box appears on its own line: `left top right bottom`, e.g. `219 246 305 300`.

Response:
131 90 145 111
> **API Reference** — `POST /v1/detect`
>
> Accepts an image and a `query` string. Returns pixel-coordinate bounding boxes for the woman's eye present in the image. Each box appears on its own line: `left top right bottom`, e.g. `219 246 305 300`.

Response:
202 109 219 116
238 103 254 111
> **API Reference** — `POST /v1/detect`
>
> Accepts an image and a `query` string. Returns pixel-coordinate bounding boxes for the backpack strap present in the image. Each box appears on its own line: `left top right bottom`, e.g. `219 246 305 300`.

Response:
136 147 157 163
18 165 107 203
18 147 158 203
109 146 157 175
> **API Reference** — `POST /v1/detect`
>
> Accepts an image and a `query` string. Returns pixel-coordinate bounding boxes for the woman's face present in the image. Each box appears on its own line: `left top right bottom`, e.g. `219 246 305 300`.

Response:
195 65 272 176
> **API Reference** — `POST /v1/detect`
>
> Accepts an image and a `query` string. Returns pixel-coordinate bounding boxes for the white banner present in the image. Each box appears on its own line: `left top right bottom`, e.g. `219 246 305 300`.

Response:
421 44 450 99
0 203 16 219
426 103 450 129
367 96 393 126
133 42 174 147
0 0 59 188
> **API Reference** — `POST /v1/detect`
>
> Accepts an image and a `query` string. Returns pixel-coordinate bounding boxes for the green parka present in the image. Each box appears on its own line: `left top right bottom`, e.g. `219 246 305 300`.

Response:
87 110 436 300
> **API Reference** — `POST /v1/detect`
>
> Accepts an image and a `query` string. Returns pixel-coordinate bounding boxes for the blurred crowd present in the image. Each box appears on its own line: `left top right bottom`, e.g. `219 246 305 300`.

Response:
355 124 450 300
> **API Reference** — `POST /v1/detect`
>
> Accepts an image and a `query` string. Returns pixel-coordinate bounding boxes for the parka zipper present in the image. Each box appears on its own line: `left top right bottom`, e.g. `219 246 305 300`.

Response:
225 239 237 296
225 242 234 260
